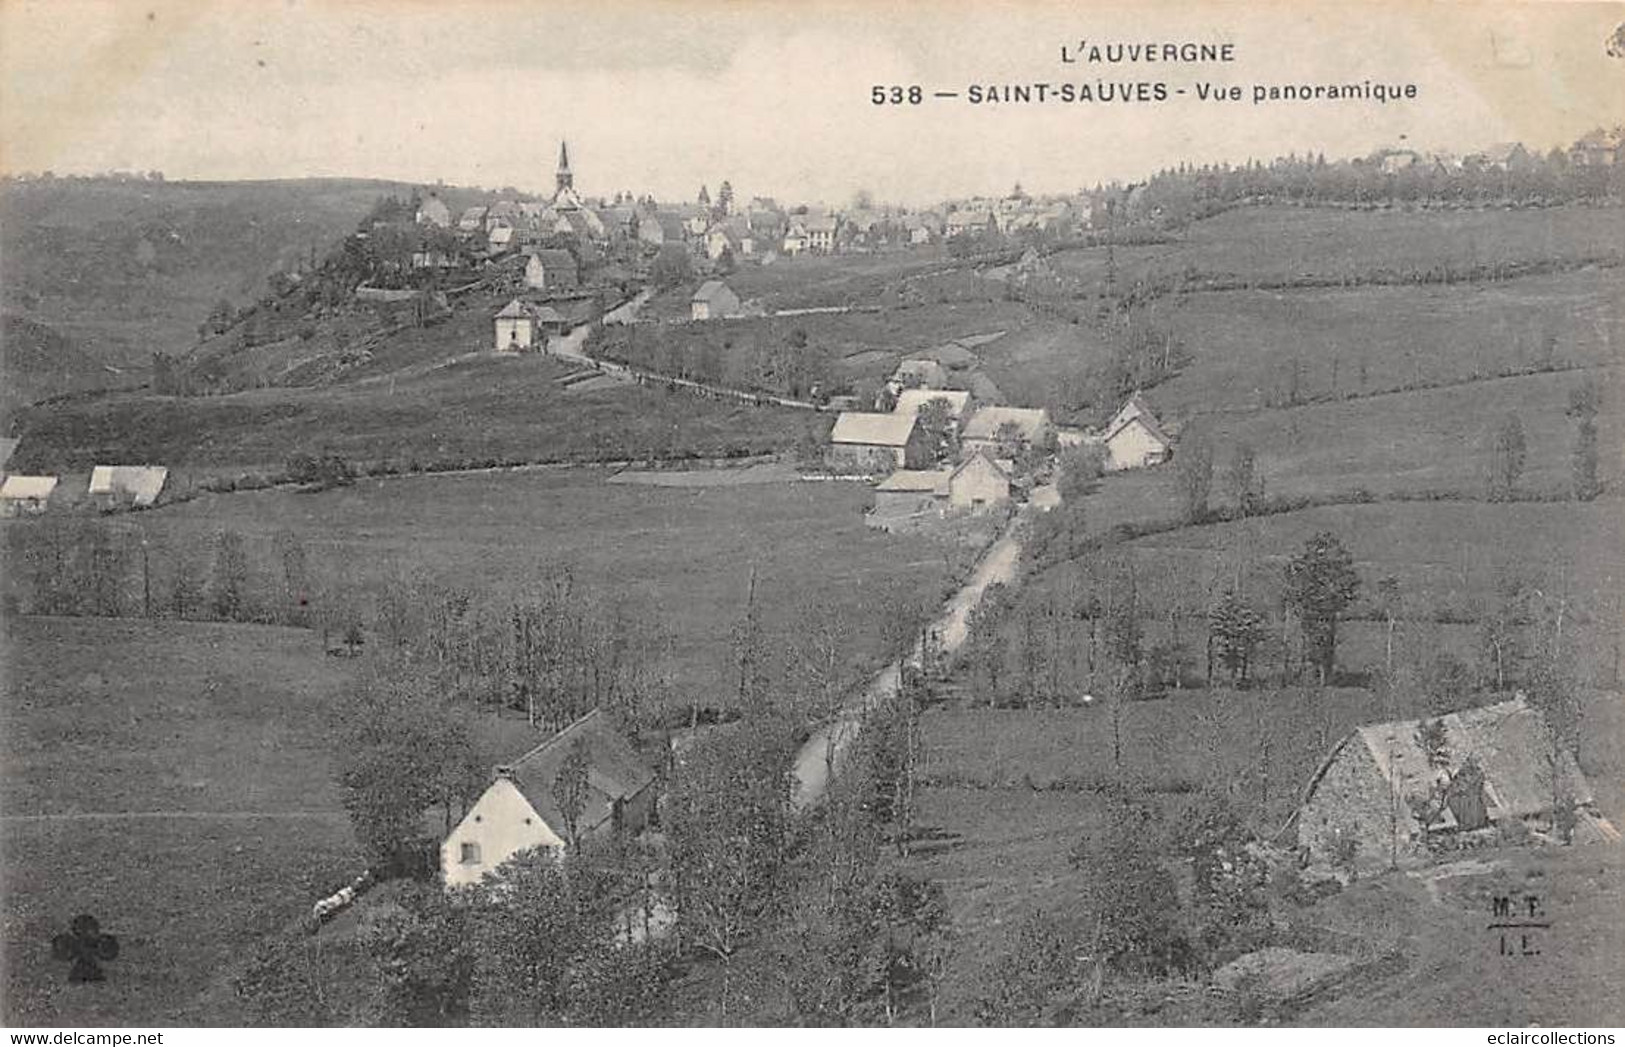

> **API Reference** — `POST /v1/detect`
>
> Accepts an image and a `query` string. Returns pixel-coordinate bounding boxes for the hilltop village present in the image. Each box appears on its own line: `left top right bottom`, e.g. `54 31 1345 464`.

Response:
2 125 1624 1028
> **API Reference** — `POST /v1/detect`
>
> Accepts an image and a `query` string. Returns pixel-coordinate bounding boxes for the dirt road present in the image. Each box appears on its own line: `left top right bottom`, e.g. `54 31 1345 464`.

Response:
790 506 1028 811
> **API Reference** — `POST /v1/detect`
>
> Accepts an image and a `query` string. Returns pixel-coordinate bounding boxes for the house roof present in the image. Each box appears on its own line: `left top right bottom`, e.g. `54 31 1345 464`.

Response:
962 406 1051 441
498 709 655 838
529 248 577 271
531 306 567 324
88 465 168 506
495 298 533 319
692 279 735 303
1305 697 1595 829
459 206 488 222
831 411 919 447
803 214 838 233
952 449 1011 484
1104 412 1172 449
0 475 58 500
875 468 952 495
893 388 971 418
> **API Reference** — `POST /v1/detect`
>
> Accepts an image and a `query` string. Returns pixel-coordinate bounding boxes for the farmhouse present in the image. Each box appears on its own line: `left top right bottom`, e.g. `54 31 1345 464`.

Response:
961 406 1053 455
458 206 488 232
88 465 167 509
0 475 57 516
442 710 656 889
804 214 838 254
948 450 1011 510
893 388 972 424
524 249 579 292
1296 697 1616 876
487 225 515 253
828 412 931 474
493 299 566 352
781 221 810 256
1103 413 1173 471
946 209 995 238
690 280 742 321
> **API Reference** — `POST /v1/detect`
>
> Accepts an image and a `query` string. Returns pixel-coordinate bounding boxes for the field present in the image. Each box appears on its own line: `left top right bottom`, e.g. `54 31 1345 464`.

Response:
7 352 829 476
0 617 366 1025
4 468 954 711
1049 204 1625 289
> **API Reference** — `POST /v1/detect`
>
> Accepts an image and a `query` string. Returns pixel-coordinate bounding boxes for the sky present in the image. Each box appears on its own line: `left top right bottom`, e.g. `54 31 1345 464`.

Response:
2 0 1622 205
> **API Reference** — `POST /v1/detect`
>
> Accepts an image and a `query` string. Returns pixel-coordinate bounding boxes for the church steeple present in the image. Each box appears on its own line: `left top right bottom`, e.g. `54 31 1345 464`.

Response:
556 140 573 193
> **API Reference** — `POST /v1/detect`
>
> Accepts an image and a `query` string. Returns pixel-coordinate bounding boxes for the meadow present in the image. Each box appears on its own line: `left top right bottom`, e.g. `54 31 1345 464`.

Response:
0 618 366 1025
3 468 955 712
8 352 829 476
1049 204 1625 290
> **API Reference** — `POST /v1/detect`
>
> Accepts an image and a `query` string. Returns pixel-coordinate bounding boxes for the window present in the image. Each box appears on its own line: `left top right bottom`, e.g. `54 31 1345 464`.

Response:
459 841 480 865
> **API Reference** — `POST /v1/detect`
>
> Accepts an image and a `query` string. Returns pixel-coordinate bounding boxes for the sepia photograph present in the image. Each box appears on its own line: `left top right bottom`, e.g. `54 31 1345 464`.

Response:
1 0 1622 1033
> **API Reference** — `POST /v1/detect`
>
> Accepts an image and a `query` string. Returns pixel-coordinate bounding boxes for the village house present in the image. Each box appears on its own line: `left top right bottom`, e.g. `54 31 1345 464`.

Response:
907 341 978 371
704 221 753 260
1103 412 1173 471
410 248 456 270
892 388 972 425
1101 392 1173 471
88 465 168 509
690 280 742 321
487 225 515 253
948 450 1011 510
804 213 838 254
1570 128 1623 167
493 299 566 352
827 412 931 474
1296 697 1616 877
961 405 1053 455
945 209 995 239
0 475 57 517
524 249 579 292
416 194 452 228
781 220 811 256
441 710 656 890
902 212 942 245
457 206 488 232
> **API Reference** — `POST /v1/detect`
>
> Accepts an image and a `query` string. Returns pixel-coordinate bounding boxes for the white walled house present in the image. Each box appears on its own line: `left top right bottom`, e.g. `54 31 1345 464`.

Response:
1102 414 1173 471
948 451 1011 510
0 475 57 517
493 299 566 352
442 710 656 890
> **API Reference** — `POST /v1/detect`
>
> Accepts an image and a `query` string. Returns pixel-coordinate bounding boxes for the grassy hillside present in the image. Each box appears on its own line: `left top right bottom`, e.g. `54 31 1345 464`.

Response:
0 176 453 408
7 351 829 476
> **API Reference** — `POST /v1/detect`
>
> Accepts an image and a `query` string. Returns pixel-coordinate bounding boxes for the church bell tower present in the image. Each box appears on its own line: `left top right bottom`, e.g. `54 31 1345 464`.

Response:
556 140 573 194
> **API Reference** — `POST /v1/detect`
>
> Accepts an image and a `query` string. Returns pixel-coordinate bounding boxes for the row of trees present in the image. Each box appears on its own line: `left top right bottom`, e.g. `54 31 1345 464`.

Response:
1126 142 1624 228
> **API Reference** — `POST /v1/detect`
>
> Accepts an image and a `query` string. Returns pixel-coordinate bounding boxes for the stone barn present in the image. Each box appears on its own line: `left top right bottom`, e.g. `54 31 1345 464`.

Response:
827 412 932 475
1295 697 1616 876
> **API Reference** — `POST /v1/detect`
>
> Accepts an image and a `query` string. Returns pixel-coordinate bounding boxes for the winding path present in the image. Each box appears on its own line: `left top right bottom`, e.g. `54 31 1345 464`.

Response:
790 504 1030 811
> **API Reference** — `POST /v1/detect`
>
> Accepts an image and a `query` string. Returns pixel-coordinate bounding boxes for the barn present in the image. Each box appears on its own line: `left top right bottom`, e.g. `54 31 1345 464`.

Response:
827 412 932 474
1295 697 1616 876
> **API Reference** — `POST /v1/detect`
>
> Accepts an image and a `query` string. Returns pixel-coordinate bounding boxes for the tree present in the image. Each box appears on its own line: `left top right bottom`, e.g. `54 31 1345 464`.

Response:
1208 588 1265 684
716 180 734 215
992 420 1026 460
914 397 959 464
553 737 592 851
365 881 477 1025
1069 787 1189 977
1226 442 1264 516
1573 415 1600 501
1486 413 1527 501
336 665 485 871
651 243 693 289
1175 435 1213 523
1282 531 1360 683
664 715 794 1018
1056 442 1104 504
210 529 251 622
1376 575 1402 681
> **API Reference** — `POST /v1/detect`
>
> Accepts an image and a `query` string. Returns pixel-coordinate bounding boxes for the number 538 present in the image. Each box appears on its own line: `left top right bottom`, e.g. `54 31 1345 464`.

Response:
871 85 923 105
